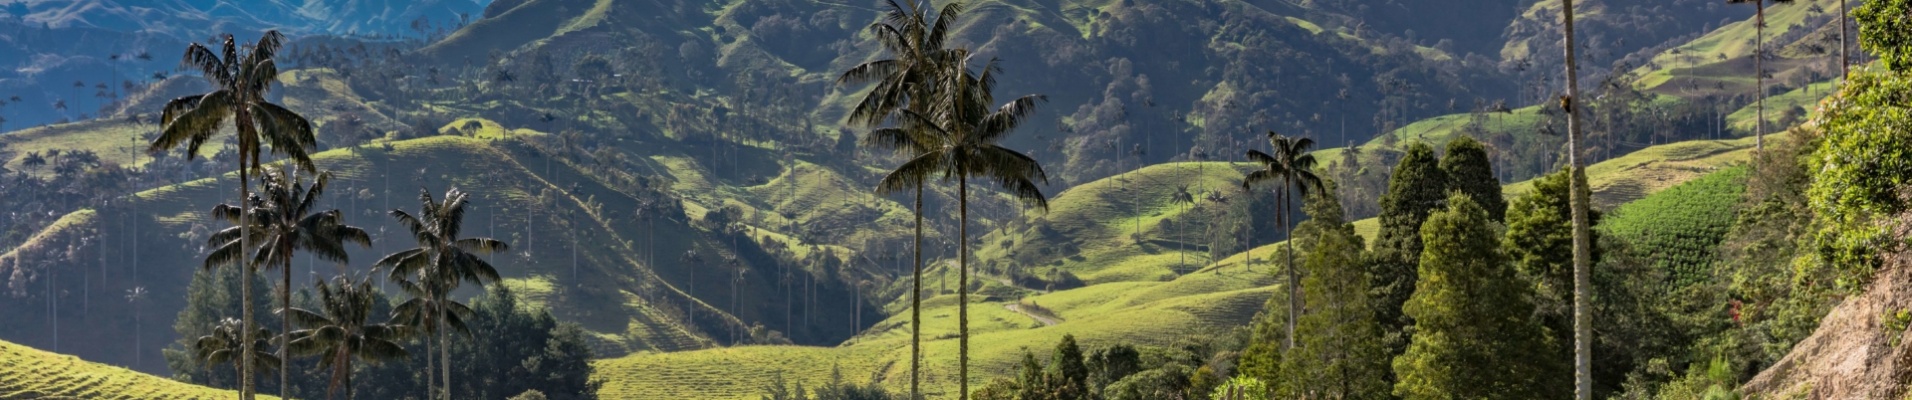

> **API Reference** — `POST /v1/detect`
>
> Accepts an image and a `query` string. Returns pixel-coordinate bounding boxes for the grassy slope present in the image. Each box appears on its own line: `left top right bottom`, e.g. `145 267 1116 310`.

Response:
1603 166 1750 287
1631 0 1843 95
0 339 265 400
1504 135 1757 209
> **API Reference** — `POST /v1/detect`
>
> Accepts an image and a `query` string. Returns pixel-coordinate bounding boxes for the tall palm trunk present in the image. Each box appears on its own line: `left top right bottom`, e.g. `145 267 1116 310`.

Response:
440 292 451 400
1282 179 1298 350
911 184 923 400
239 146 255 400
1754 0 1766 152
1840 0 1849 80
1562 1 1595 399
281 244 293 400
958 175 970 400
424 325 434 400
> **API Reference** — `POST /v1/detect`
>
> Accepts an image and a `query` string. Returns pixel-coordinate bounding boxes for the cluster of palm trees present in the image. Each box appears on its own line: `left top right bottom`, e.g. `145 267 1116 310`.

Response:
153 31 508 400
837 1 1051 398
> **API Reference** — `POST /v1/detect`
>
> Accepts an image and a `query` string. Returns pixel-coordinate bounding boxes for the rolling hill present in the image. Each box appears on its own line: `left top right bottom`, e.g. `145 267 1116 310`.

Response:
0 338 264 400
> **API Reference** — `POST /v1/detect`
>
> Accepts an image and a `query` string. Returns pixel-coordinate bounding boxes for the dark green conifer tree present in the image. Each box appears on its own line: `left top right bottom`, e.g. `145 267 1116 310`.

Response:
1275 186 1390 400
1439 136 1505 222
1367 142 1447 342
1393 193 1563 400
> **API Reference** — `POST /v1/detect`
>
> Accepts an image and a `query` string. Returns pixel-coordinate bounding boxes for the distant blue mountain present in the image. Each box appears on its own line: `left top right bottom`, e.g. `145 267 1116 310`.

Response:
0 0 487 131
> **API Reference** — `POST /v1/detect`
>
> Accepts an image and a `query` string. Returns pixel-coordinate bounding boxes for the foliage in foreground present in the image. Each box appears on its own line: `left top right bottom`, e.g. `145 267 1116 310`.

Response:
165 266 599 399
1394 194 1563 399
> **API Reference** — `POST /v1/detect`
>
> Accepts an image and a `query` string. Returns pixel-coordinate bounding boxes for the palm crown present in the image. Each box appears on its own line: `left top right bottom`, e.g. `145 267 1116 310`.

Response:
286 274 409 400
149 31 315 172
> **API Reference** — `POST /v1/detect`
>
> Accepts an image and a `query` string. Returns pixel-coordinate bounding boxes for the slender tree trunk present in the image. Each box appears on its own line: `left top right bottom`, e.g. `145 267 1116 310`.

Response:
425 324 434 400
1840 0 1849 80
441 294 451 400
344 359 354 400
1283 181 1298 351
240 151 255 400
1562 1 1595 399
911 184 923 400
959 176 971 400
281 251 291 400
1755 1 1766 152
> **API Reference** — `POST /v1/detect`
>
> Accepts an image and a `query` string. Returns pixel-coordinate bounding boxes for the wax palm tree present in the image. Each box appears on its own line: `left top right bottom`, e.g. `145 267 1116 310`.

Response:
1727 0 1796 151
151 30 314 400
836 1 968 396
286 274 409 400
211 163 371 396
1560 1 1596 398
374 187 507 400
1171 184 1196 271
388 273 466 400
1240 131 1322 351
195 317 280 390
877 53 1048 399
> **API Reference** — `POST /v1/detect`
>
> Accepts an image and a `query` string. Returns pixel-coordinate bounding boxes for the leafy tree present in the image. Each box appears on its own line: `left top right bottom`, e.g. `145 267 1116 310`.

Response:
285 274 408 400
1207 376 1270 400
1103 364 1193 400
1504 168 1601 333
375 187 509 400
1807 60 1912 290
1367 142 1445 341
1274 188 1389 400
1241 131 1323 350
836 1 968 395
1393 193 1563 399
212 163 371 393
1086 344 1142 394
1438 136 1504 222
149 30 314 400
1853 0 1912 71
442 285 602 399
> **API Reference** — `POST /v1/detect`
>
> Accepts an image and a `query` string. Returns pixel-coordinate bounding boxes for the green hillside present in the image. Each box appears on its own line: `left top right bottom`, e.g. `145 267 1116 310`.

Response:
0 129 907 370
1505 136 1758 209
595 253 1277 399
1603 166 1750 287
0 339 264 400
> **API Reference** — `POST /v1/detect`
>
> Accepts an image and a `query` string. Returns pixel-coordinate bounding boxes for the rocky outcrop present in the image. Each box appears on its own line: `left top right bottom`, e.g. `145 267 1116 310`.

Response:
1741 244 1912 399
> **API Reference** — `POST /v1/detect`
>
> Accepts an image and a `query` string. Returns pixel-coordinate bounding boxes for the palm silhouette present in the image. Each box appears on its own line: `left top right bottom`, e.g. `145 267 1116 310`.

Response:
836 1 967 396
194 317 280 390
1171 184 1196 271
876 53 1048 399
209 163 371 394
286 274 409 400
150 30 313 400
1241 131 1322 351
374 187 507 400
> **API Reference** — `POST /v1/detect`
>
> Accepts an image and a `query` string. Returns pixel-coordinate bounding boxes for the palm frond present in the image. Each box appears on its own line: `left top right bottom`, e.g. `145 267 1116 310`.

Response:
876 150 950 195
181 43 229 86
251 102 317 171
151 90 232 157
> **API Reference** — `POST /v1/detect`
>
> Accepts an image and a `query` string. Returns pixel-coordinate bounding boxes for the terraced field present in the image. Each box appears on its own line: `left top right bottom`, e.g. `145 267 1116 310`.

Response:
0 340 264 400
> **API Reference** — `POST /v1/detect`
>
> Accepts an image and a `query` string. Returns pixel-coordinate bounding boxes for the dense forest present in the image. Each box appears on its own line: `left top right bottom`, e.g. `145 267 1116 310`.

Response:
0 0 1910 399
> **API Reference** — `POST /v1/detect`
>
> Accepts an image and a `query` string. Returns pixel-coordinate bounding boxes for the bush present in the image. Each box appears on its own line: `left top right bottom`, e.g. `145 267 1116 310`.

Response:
1854 0 1912 71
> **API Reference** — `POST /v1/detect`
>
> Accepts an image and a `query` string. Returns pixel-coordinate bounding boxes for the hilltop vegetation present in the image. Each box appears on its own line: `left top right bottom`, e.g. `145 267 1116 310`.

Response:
0 0 1905 399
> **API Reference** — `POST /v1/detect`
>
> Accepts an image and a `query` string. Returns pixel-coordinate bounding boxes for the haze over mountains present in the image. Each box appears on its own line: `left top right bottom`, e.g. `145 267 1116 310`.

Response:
0 0 1890 398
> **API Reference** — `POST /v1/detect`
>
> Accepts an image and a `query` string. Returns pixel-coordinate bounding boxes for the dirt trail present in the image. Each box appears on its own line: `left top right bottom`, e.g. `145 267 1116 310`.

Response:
1005 303 1061 327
